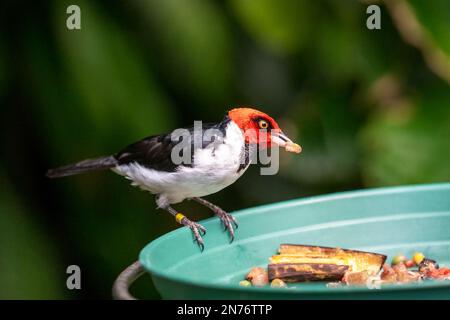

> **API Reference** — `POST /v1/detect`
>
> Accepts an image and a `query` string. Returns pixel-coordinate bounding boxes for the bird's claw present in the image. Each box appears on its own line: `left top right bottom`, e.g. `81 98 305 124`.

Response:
181 218 206 251
215 210 238 243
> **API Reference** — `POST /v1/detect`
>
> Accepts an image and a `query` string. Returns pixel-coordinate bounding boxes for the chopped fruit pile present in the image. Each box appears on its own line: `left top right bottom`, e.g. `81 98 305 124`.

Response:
239 243 386 288
363 253 449 285
334 253 449 287
238 245 450 289
336 252 450 287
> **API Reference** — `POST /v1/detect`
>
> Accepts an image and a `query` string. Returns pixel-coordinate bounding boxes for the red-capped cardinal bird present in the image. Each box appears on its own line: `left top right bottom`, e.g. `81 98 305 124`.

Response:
46 107 301 251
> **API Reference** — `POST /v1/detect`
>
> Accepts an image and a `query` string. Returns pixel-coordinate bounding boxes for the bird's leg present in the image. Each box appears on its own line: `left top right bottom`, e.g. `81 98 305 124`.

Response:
191 197 238 243
162 204 206 251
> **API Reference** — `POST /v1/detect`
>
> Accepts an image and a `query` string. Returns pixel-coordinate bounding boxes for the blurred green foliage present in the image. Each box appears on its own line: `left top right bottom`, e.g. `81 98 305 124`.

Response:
0 0 449 299
0 172 66 299
409 0 450 55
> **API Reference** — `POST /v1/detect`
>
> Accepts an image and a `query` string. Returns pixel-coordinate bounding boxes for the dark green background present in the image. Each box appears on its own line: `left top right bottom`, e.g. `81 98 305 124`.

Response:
1 0 449 299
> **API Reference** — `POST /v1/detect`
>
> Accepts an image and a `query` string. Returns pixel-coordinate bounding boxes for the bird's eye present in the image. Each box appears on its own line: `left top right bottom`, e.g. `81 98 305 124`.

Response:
258 120 269 129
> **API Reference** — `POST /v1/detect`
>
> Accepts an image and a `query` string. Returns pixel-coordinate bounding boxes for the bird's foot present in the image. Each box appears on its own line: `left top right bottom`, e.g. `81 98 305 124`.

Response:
175 213 206 251
214 209 238 243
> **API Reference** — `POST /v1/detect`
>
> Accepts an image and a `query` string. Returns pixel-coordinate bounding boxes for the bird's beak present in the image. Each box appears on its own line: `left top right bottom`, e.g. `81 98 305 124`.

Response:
271 131 302 154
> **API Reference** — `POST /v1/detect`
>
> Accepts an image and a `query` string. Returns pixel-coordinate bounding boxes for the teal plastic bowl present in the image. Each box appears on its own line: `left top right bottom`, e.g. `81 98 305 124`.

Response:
139 184 450 299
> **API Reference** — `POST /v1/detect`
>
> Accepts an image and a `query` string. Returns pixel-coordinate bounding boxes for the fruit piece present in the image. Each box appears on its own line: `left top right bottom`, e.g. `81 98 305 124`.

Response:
342 271 370 285
430 267 450 280
246 267 266 279
392 262 407 272
273 244 386 275
246 267 269 287
412 252 425 265
268 263 349 282
405 260 415 268
251 274 269 287
285 142 302 154
239 280 251 287
441 268 450 276
392 262 408 278
418 258 439 274
381 264 397 283
391 262 422 283
391 255 407 265
270 278 287 288
396 271 421 283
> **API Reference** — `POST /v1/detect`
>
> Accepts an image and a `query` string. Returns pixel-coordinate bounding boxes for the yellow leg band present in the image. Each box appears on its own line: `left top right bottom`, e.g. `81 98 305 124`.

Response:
175 213 185 224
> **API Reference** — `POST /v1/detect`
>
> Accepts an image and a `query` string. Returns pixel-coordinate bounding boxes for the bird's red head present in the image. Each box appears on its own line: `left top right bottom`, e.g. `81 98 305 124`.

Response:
228 107 302 153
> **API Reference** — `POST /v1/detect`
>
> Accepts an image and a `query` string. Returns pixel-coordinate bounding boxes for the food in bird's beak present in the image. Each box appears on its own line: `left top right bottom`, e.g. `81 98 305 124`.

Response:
285 142 302 154
271 132 302 154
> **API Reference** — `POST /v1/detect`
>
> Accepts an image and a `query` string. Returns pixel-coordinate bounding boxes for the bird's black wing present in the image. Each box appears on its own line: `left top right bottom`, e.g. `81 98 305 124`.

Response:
115 133 180 172
114 117 230 172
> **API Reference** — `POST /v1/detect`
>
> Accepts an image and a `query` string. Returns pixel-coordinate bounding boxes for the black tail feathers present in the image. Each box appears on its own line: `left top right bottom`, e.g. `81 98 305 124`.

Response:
46 156 118 178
